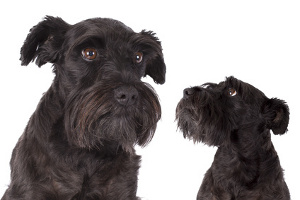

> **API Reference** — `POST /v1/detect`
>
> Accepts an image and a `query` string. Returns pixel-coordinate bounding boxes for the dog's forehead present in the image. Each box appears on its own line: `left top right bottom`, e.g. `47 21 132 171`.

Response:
65 18 135 45
223 76 267 100
202 77 241 89
77 18 133 32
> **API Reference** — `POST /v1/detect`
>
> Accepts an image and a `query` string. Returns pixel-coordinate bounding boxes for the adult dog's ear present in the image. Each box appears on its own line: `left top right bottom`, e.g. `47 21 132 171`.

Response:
262 98 289 135
140 30 166 84
20 16 70 67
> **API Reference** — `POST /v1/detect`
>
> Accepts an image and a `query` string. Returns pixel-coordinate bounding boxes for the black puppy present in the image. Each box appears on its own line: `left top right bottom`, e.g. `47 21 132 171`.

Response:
2 16 165 200
176 77 290 200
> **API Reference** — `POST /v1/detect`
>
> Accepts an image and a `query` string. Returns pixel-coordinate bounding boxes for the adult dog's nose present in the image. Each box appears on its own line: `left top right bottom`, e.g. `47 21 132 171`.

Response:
114 86 138 106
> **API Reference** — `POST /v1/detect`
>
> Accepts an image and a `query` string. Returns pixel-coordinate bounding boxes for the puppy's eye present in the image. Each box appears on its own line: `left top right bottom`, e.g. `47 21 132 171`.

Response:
82 48 97 60
133 52 143 64
228 88 237 96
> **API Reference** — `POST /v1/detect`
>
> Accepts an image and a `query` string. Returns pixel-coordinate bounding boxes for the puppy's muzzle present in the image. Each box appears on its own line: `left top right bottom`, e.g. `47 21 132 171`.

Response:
114 86 138 106
183 88 196 99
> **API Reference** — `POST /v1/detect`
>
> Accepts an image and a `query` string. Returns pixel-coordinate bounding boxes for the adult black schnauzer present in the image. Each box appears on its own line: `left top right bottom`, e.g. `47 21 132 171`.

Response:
176 77 290 200
2 16 165 200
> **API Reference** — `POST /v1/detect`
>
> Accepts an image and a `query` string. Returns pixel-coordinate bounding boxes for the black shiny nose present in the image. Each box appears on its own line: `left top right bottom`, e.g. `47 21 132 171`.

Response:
183 88 195 98
114 86 138 106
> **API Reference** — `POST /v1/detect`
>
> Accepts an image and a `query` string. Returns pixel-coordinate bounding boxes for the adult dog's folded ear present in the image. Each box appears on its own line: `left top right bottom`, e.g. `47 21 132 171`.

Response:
262 98 290 135
140 30 166 84
20 16 70 67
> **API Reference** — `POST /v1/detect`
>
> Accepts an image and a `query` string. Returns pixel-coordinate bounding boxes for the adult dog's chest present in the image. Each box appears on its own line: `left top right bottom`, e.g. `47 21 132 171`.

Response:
48 148 141 199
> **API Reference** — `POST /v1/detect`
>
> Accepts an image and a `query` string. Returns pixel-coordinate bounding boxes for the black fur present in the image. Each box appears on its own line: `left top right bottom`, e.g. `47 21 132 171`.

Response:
2 16 165 200
176 77 290 200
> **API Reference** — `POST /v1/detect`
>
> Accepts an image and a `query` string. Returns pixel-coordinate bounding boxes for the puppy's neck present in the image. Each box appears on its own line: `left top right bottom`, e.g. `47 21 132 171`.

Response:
227 128 275 158
217 128 280 174
214 128 283 187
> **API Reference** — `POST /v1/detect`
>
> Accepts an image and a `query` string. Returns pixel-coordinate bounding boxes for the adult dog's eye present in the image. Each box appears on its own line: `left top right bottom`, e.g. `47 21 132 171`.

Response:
133 52 143 64
228 88 237 96
82 48 97 60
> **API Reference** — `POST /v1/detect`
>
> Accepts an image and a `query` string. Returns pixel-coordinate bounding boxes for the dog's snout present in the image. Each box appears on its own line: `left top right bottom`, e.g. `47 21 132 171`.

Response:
183 88 195 98
114 86 138 106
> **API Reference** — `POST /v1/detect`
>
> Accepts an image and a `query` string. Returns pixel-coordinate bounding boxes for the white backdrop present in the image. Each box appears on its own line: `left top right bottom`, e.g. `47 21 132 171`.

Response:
0 1 299 199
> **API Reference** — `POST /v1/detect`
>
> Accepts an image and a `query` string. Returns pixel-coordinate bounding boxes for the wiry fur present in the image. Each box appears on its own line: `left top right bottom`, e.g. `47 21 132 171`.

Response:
2 16 165 200
176 77 290 200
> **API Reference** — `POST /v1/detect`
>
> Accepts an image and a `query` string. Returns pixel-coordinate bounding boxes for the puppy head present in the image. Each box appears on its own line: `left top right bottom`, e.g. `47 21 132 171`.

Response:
176 76 289 146
20 16 166 151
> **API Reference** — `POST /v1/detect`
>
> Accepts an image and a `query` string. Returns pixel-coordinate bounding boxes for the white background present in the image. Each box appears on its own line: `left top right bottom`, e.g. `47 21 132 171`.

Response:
0 1 299 199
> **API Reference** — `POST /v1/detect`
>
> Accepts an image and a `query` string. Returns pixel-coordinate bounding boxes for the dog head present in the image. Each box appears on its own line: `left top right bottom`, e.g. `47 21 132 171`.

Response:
20 16 166 152
176 76 289 146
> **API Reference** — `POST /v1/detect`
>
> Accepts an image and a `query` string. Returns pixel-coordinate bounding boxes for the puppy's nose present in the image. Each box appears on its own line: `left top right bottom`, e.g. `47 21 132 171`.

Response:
183 88 195 98
114 86 138 106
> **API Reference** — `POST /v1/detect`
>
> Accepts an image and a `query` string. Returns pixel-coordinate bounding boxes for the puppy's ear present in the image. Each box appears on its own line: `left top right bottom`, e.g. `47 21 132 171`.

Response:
20 16 69 67
140 31 166 84
262 98 289 135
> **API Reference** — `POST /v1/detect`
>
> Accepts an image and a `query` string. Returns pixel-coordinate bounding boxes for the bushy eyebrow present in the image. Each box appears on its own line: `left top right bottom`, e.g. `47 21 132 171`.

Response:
224 77 239 89
66 36 105 57
74 36 105 48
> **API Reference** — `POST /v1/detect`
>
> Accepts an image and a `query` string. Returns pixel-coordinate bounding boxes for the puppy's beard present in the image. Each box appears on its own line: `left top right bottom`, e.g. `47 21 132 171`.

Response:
176 97 230 146
176 101 206 143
